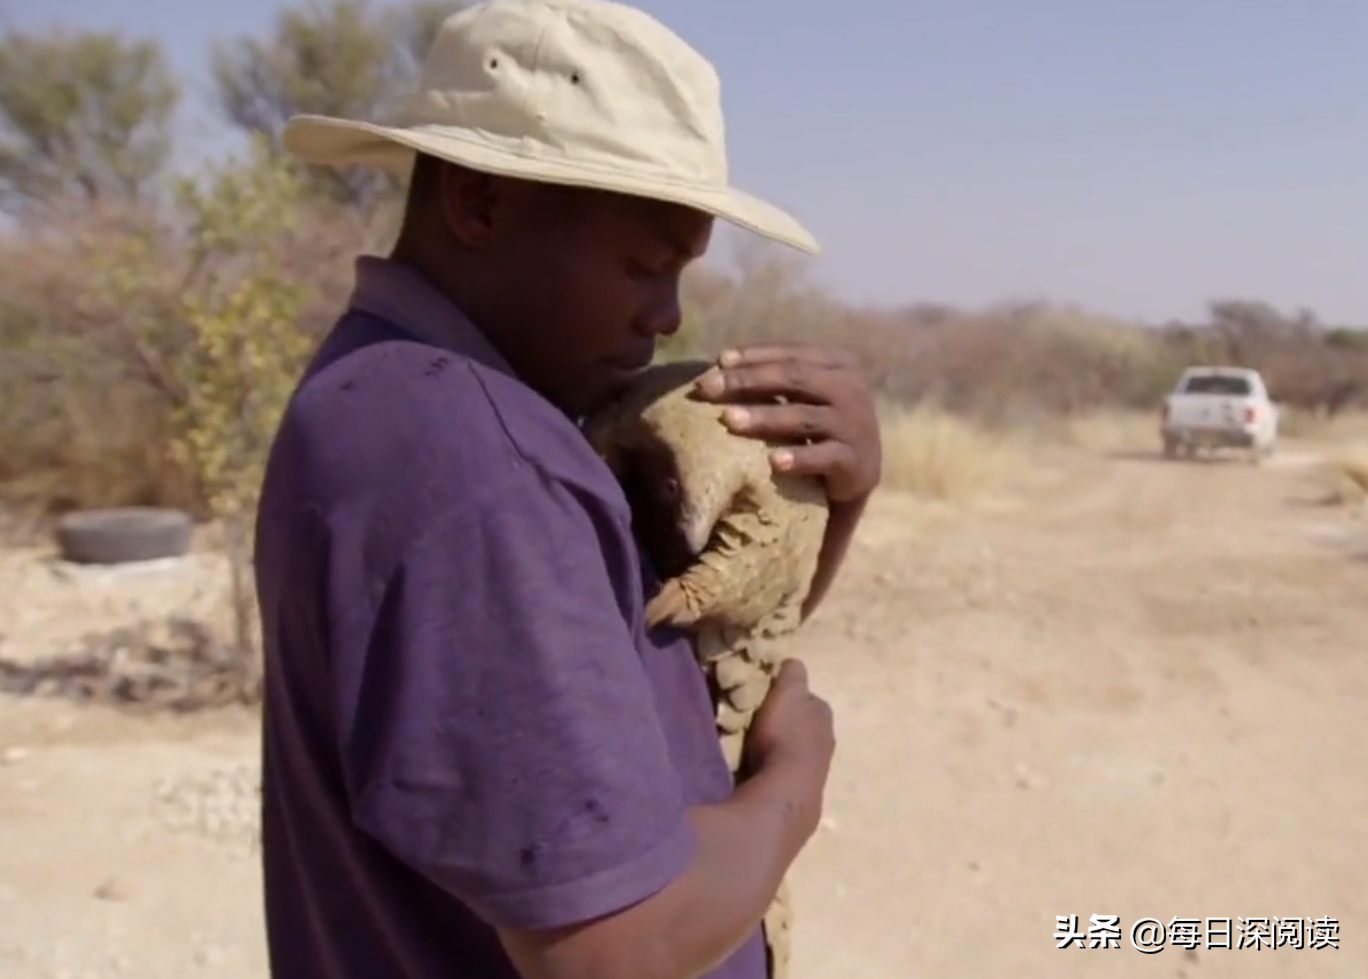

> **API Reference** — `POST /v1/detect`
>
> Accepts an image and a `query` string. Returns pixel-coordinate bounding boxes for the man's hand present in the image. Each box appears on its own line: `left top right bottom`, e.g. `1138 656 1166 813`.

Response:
694 343 881 617
746 658 835 785
693 344 881 505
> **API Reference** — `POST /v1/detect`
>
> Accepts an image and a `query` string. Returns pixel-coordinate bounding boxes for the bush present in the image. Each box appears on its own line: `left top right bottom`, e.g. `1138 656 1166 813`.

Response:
161 138 317 520
0 149 373 518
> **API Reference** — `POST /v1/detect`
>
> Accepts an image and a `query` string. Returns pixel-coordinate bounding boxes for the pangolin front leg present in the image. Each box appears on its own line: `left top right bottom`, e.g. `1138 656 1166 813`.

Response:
646 510 785 772
644 507 754 629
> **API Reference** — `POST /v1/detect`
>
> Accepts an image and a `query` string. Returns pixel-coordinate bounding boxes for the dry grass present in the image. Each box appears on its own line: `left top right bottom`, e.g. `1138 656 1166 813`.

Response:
876 403 1025 504
1311 445 1368 507
1279 409 1368 443
1057 409 1159 453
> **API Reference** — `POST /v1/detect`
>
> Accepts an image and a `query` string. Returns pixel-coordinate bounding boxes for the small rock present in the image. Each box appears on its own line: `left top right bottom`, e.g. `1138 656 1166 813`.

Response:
1013 763 1042 790
818 815 839 833
193 945 225 968
985 697 1018 727
94 877 132 902
0 746 27 765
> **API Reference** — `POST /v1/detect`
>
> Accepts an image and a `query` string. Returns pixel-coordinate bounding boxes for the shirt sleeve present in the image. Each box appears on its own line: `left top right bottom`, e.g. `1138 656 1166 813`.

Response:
334 464 695 930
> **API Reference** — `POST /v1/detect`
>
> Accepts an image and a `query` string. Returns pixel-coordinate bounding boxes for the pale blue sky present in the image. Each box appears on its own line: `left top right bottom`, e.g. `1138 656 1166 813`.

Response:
8 0 1368 323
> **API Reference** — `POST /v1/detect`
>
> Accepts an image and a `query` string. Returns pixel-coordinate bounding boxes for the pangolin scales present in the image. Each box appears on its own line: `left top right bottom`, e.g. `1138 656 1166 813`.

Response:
583 358 830 979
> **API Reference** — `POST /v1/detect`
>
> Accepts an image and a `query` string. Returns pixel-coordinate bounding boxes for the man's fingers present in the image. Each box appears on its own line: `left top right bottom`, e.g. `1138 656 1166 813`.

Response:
719 344 856 371
770 440 857 481
696 360 840 404
774 658 809 688
722 402 837 443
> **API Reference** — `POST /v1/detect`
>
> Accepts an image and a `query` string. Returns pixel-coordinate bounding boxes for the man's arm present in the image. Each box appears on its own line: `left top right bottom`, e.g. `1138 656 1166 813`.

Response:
333 466 820 979
499 759 821 979
801 493 870 620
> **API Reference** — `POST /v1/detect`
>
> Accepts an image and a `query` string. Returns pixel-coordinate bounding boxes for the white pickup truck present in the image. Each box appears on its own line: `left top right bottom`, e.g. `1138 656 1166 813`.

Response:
1160 366 1278 462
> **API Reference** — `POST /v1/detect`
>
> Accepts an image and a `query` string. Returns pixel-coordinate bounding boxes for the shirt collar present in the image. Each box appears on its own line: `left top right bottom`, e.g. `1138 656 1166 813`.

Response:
345 255 513 374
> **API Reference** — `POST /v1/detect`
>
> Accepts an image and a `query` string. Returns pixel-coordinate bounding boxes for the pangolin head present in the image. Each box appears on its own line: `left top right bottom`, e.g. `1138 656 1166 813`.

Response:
583 359 746 579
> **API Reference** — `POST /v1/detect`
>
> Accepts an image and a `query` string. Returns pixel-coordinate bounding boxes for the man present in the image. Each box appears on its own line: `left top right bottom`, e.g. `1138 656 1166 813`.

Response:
254 2 881 978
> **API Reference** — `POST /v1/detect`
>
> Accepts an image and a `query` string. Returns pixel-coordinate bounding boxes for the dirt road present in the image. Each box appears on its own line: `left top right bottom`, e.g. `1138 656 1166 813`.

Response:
1 442 1364 978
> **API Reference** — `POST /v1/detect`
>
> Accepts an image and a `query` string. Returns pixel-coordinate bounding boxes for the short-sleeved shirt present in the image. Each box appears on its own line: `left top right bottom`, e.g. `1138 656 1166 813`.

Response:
253 256 767 979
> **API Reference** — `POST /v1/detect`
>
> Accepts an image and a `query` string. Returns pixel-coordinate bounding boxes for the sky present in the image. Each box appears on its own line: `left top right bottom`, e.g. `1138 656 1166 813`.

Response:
7 0 1368 323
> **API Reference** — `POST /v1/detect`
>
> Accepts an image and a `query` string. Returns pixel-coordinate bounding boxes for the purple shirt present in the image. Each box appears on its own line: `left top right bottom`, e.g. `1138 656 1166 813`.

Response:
253 257 767 979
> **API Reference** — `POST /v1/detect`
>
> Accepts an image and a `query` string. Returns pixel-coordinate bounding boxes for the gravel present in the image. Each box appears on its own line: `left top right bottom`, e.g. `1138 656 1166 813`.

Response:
151 763 261 859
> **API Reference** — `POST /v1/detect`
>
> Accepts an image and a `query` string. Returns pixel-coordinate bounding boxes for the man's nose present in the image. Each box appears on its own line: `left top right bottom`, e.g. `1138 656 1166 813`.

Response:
640 288 684 337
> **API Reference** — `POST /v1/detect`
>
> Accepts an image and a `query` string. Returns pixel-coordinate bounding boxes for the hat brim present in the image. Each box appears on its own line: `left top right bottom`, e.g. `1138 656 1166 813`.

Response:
282 115 820 255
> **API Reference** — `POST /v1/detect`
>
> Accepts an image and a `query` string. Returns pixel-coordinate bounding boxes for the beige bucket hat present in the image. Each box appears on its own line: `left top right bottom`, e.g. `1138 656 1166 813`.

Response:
282 0 818 254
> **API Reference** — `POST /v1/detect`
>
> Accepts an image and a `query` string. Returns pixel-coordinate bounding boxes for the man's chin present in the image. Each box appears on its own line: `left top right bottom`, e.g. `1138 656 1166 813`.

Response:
606 361 652 387
566 362 653 421
566 378 618 422
590 366 641 407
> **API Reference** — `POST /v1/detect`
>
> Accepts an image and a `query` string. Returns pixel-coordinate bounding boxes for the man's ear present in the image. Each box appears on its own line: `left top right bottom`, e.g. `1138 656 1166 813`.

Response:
435 163 500 248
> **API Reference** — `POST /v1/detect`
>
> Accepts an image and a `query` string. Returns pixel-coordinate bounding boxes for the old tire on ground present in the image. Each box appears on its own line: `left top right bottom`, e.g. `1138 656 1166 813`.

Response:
54 507 193 565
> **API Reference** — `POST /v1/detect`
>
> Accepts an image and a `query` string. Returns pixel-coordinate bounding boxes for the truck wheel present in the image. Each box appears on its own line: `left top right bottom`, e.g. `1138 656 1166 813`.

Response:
54 507 194 565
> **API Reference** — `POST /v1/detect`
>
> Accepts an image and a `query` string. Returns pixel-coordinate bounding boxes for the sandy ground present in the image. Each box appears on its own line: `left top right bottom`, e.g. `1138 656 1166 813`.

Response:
1 440 1365 978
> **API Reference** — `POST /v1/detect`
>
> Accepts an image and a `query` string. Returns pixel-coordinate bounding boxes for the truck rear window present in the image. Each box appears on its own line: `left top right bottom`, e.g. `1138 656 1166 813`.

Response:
1181 374 1252 396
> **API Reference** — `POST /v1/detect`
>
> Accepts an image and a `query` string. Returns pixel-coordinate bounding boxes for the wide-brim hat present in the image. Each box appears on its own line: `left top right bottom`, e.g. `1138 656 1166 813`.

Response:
282 0 819 254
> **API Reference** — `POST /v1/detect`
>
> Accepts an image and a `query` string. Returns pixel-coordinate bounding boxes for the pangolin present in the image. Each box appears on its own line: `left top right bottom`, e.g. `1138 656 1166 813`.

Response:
583 358 830 979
